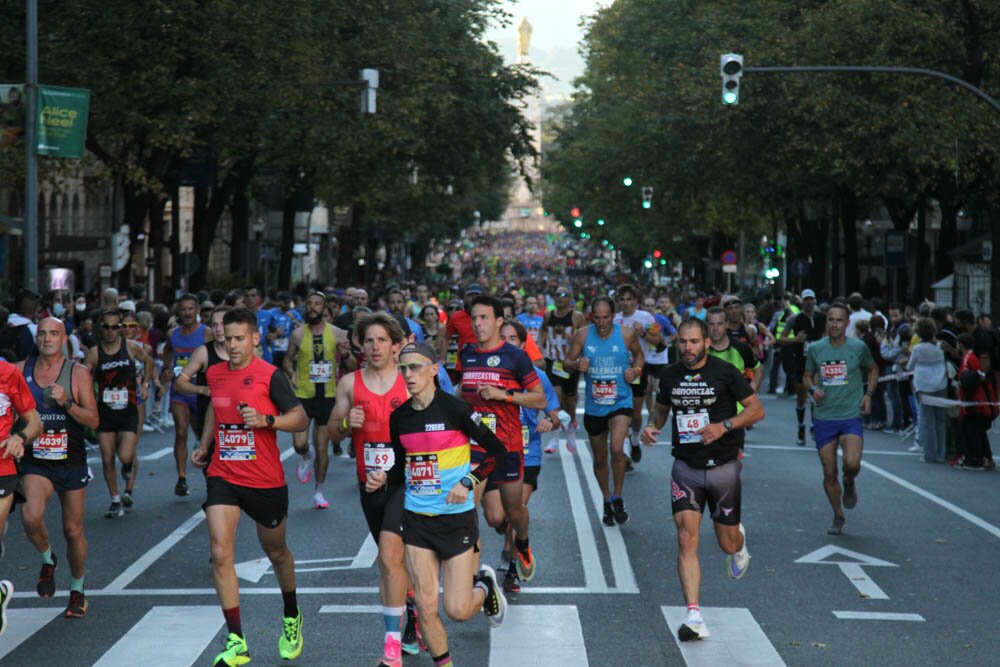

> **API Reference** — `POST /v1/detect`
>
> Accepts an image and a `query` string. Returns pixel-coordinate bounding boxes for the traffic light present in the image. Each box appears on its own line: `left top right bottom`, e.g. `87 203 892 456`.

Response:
573 219 582 228
597 218 605 226
570 207 581 218
653 249 662 259
623 177 633 187
659 258 667 266
720 53 743 105
643 259 653 269
642 186 653 209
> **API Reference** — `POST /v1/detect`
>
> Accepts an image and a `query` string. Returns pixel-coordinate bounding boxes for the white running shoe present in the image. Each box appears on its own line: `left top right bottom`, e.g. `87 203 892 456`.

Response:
565 425 578 453
313 490 329 509
727 524 750 579
678 610 709 641
296 451 313 484
544 438 557 454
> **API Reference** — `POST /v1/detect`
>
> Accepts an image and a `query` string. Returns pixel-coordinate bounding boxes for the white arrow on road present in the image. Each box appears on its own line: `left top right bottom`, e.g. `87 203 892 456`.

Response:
235 534 378 583
795 544 897 600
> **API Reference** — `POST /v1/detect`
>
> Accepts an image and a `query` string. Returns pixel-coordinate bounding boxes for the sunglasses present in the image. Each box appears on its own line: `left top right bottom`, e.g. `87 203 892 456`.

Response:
556 292 570 297
399 361 434 374
101 323 123 330
123 322 139 328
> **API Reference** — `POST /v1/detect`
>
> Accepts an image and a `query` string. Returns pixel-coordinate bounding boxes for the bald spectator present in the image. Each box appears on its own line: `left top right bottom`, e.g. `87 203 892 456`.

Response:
100 288 119 310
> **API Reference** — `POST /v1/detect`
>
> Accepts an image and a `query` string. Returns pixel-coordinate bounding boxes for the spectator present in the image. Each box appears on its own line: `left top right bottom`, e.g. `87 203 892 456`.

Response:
956 333 998 470
906 318 949 463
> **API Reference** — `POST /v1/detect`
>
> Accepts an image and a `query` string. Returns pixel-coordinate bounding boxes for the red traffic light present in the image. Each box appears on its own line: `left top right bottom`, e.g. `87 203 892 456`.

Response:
570 207 581 218
653 249 662 259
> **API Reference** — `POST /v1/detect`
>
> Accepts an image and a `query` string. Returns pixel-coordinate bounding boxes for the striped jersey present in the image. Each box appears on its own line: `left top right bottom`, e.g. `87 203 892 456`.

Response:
460 342 540 452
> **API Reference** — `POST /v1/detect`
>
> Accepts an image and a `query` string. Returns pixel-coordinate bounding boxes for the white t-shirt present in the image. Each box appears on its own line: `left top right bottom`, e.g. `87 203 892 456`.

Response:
614 309 664 363
846 309 872 338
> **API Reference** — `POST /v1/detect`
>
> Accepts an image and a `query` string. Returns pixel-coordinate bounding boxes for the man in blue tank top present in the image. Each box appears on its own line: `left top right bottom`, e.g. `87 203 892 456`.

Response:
563 296 644 527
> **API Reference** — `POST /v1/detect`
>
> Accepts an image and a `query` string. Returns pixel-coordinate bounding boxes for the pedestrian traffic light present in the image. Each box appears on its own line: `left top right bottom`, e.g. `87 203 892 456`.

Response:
720 53 743 105
642 186 653 209
573 219 582 228
653 249 662 259
623 177 633 187
644 259 653 269
570 207 581 218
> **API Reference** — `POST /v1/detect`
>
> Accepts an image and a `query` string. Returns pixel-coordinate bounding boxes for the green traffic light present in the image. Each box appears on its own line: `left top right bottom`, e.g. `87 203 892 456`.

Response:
642 201 651 209
623 177 633 187
643 260 653 269
597 218 605 226
723 91 738 104
659 259 666 265
573 219 582 228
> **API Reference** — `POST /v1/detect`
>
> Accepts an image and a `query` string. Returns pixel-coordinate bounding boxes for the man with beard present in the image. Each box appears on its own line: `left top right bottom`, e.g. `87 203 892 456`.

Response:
283 292 349 508
641 318 764 642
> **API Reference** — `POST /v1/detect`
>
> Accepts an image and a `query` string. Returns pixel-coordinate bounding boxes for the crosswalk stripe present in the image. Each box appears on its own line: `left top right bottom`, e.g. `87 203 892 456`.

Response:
0 607 62 660
141 447 174 461
662 606 786 666
92 605 222 667
489 605 588 667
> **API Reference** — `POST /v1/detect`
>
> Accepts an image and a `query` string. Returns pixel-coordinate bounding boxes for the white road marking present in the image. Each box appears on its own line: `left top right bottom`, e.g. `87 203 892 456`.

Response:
662 606 786 666
235 535 378 583
574 439 639 592
559 442 609 592
833 611 925 622
92 605 223 667
835 563 889 600
0 607 62 660
280 447 297 461
141 447 175 461
489 605 588 667
319 604 382 614
12 585 627 598
859 458 1000 540
751 444 925 457
103 510 206 592
795 544 896 600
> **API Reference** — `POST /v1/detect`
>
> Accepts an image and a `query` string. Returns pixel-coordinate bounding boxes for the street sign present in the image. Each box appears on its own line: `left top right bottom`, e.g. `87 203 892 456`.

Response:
722 264 737 273
884 230 907 267
792 258 810 277
721 249 737 265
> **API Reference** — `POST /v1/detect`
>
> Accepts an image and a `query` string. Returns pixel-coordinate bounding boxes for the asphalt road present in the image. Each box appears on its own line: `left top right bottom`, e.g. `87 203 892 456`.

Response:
1 394 999 666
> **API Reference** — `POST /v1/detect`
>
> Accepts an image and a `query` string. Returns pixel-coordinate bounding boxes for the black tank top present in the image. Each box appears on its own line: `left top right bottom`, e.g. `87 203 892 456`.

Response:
197 343 226 418
95 340 137 410
547 309 575 328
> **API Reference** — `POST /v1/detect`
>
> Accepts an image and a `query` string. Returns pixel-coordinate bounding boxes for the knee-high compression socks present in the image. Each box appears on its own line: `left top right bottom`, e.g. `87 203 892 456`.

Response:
384 605 404 642
796 406 805 426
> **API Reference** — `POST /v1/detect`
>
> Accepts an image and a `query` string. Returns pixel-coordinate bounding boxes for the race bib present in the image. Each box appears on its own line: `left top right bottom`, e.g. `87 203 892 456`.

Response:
363 442 395 472
522 423 530 455
173 356 189 378
407 454 441 495
272 337 289 352
308 361 333 384
446 350 458 369
551 360 570 379
592 379 618 405
480 413 497 433
820 360 848 386
35 430 69 460
676 410 710 445
102 388 129 410
217 423 257 461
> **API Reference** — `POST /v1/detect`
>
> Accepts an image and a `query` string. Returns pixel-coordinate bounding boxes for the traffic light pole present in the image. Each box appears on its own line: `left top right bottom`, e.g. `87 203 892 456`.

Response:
742 65 1000 116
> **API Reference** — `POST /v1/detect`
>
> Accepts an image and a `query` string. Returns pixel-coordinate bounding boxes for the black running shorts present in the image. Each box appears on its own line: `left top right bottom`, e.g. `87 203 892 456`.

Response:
402 508 479 560
300 397 335 425
670 458 741 526
583 407 632 437
544 358 580 398
203 476 288 529
522 465 540 490
359 481 404 541
97 405 139 434
472 449 523 485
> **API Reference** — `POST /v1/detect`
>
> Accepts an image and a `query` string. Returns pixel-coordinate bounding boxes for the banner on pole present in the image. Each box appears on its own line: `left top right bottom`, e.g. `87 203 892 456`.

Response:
36 85 90 158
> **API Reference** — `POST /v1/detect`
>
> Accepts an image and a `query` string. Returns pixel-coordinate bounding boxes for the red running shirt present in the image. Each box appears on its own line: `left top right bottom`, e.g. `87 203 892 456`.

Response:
0 360 35 476
206 357 300 488
351 369 409 483
460 342 540 453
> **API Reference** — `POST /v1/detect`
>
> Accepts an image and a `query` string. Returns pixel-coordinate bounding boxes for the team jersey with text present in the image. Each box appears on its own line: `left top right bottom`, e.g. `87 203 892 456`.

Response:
460 342 540 452
0 360 35 476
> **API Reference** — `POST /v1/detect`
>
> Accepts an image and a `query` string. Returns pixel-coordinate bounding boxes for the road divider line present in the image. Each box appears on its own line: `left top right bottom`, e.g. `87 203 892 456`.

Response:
662 606 786 666
559 442 609 592
489 605 588 667
860 459 1000 540
833 611 925 622
102 509 206 592
140 447 174 461
319 604 382 614
574 441 639 593
93 605 223 666
0 607 62 660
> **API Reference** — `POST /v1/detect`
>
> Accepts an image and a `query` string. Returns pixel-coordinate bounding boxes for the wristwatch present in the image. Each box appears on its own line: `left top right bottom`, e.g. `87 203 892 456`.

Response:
265 414 276 428
460 475 476 490
505 389 515 403
723 420 733 431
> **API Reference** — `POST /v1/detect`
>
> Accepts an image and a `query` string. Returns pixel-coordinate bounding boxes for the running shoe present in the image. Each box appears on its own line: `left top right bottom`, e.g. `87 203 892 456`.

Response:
842 482 858 509
677 610 709 641
122 491 134 509
105 501 124 518
313 490 329 509
796 426 805 446
602 501 615 527
0 580 12 638
279 607 303 660
907 443 922 453
503 562 521 594
296 450 313 484
214 632 250 667
515 544 536 582
727 524 750 580
37 553 57 598
401 602 422 655
543 438 557 454
565 425 577 453
333 442 343 457
64 589 87 618
611 497 629 525
985 458 996 471
378 634 402 667
121 462 133 482
624 458 635 474
630 432 642 463
477 565 507 628
174 477 190 497
827 515 846 535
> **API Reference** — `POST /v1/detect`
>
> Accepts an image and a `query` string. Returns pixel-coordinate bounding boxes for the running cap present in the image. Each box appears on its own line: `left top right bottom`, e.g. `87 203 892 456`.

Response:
399 341 438 363
721 294 741 306
464 283 484 296
118 300 136 312
200 300 215 310
801 288 816 299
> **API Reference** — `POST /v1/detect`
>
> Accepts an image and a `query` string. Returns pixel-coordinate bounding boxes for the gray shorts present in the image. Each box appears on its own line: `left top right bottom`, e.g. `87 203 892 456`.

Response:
670 458 742 526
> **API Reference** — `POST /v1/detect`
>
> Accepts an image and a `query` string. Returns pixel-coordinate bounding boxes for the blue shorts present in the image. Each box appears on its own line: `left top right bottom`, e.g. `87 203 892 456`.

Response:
20 462 92 493
471 449 523 486
170 385 197 411
813 417 864 449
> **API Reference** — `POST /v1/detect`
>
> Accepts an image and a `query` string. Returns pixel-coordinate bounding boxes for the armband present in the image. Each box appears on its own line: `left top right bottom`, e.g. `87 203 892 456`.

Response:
341 416 349 431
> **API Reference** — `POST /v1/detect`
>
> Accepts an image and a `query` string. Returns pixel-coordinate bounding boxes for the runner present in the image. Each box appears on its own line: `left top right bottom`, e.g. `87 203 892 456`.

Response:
536 285 586 453
777 289 825 445
460 295 546 583
442 284 482 384
17 318 99 618
641 318 764 642
191 307 308 666
495 319 560 593
84 309 154 518
327 313 416 666
564 296 644 526
161 293 211 496
612 284 664 463
123 309 156 443
0 357 43 637
175 306 231 466
368 341 508 667
705 307 762 391
802 302 878 535
283 292 349 508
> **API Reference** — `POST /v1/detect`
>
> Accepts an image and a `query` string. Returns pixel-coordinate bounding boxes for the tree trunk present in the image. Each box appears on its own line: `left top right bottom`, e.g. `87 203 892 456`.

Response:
278 193 296 291
229 186 249 276
839 188 859 295
191 158 255 290
335 204 357 287
913 195 928 303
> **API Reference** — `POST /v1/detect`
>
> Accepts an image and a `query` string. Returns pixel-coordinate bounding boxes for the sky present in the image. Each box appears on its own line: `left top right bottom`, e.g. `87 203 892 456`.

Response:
484 0 606 103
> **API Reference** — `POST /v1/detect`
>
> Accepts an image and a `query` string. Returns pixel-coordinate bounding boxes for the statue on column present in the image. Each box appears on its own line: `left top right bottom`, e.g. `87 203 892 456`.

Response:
517 18 532 59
